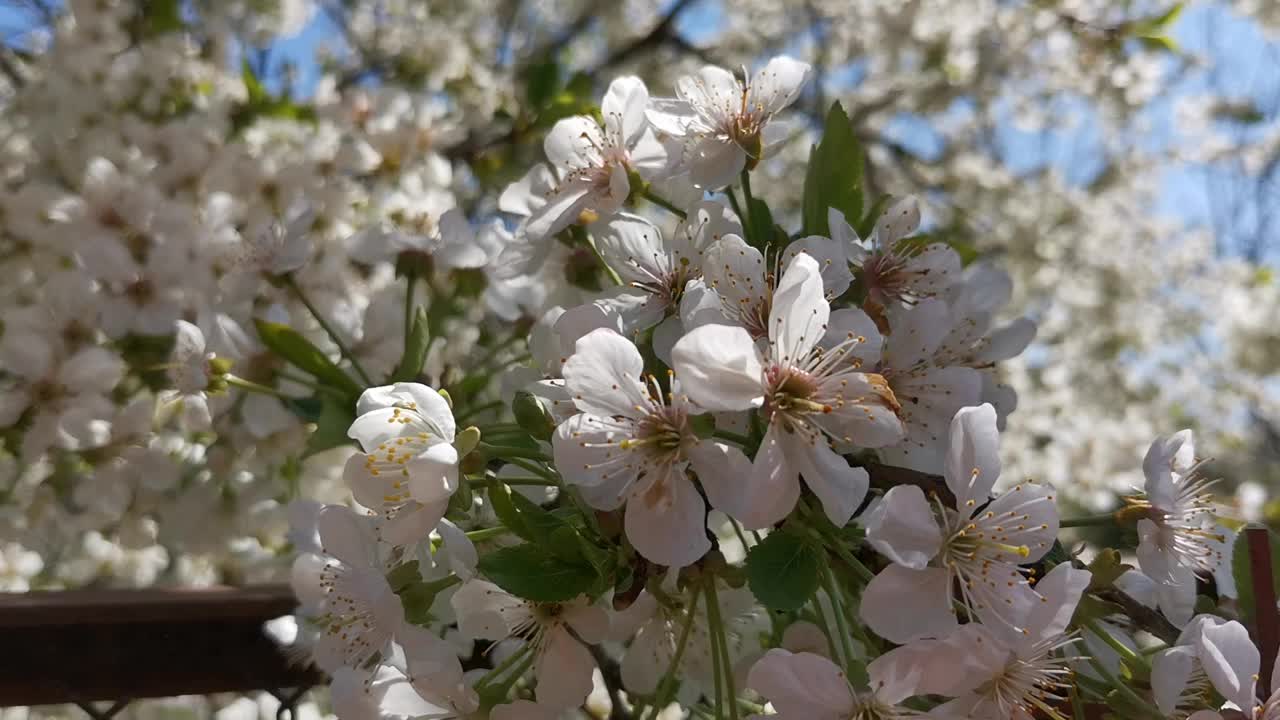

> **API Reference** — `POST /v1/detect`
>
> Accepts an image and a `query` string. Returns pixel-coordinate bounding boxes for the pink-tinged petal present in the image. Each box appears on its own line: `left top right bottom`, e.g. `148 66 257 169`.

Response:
671 324 765 411
863 485 943 570
535 627 596 708
944 403 1001 509
780 432 868 527
860 565 957 644
564 602 611 644
563 329 650 418
625 470 710 568
717 424 801 530
1197 619 1259 713
746 649 852 720
769 252 829 364
688 439 756 519
1023 564 1091 644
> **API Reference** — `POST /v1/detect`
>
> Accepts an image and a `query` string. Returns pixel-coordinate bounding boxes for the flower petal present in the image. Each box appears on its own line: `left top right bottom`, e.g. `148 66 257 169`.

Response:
671 324 764 411
860 564 958 644
863 484 942 570
944 403 1001 509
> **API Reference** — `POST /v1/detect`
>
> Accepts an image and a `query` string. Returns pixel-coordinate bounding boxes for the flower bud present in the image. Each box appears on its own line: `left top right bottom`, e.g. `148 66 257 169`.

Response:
512 390 556 442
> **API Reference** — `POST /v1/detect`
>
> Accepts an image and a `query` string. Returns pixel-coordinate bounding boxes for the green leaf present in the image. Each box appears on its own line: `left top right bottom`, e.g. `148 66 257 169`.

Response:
254 320 362 399
477 543 599 602
305 393 356 456
524 58 561 110
140 0 184 37
802 102 865 237
488 482 568 544
1232 525 1280 626
745 529 823 611
390 307 430 382
744 197 782 251
1137 34 1179 53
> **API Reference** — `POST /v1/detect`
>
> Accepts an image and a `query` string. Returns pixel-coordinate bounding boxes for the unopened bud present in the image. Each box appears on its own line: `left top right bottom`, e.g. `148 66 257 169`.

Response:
455 426 481 458
207 356 234 377
513 391 556 442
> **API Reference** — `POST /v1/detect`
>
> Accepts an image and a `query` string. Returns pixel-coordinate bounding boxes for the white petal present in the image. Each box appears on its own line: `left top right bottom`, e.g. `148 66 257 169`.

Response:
863 485 942 570
944 403 1001 509
746 649 852 719
749 56 811 117
785 235 852 298
689 135 746 190
671 324 765 411
535 627 596 708
563 329 650 418
822 307 882 368
688 439 757 520
407 442 459 506
860 565 957 644
553 413 640 490
781 432 867 527
872 196 921 246
625 471 710 568
1152 646 1198 716
602 75 650 146
450 580 526 640
769 252 829 365
1023 564 1091 644
721 423 801 529
881 299 950 370
594 213 666 286
564 602 611 644
703 233 766 309
317 505 375 567
1197 620 1259 713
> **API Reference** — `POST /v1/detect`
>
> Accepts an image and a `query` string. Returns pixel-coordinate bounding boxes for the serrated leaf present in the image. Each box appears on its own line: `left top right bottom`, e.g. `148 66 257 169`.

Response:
745 529 823 611
390 307 430 382
477 543 599 602
509 489 568 543
1232 525 1280 626
254 320 362 399
802 102 865 237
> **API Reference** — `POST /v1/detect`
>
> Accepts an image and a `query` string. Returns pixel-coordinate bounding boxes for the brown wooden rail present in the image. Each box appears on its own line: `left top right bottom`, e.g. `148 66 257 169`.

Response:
0 584 322 707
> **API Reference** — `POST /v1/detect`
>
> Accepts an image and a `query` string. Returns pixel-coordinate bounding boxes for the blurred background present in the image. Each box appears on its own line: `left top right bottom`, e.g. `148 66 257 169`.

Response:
0 0 1277 717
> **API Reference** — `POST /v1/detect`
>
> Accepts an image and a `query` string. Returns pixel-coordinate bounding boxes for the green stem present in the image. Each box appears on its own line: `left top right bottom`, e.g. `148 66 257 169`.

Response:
712 429 752 446
739 169 756 240
469 477 558 488
1084 654 1162 720
586 234 624 286
403 272 418 343
821 565 858 676
284 275 374 386
1085 619 1148 671
1060 513 1118 529
474 642 532 693
645 585 702 720
464 526 512 543
480 443 548 461
704 578 740 720
642 187 687 219
226 375 289 399
456 400 502 423
807 597 841 663
505 457 557 482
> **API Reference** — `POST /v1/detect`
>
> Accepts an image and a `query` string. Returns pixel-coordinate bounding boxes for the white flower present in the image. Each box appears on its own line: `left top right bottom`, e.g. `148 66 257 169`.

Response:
518 76 667 241
234 202 314 276
552 328 751 567
292 505 406 672
1132 430 1226 627
647 56 811 189
344 383 460 547
746 648 917 720
671 252 905 529
451 579 609 709
592 201 740 359
919 564 1092 720
1153 616 1265 719
860 404 1059 644
833 200 960 317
